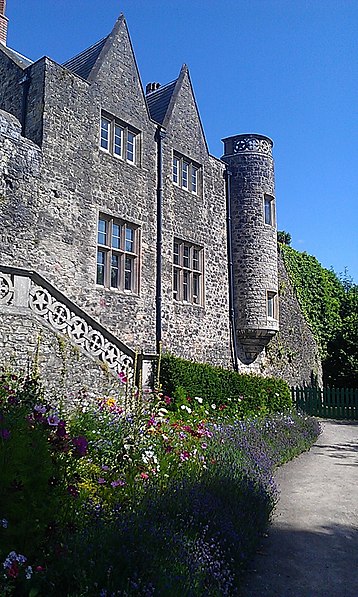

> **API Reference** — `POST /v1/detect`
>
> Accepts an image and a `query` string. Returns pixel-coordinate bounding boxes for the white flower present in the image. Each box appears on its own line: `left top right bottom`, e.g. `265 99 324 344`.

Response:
25 566 33 580
194 397 203 404
211 403 216 410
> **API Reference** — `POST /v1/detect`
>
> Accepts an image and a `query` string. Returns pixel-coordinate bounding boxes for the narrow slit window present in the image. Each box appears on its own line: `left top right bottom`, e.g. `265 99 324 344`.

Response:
264 194 275 226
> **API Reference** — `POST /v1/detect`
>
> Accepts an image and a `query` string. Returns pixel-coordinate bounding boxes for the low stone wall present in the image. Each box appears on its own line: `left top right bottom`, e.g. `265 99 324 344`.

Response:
0 309 130 410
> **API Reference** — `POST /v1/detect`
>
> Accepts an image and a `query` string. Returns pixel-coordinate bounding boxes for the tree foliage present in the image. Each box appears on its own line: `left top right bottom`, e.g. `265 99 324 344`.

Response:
279 246 357 388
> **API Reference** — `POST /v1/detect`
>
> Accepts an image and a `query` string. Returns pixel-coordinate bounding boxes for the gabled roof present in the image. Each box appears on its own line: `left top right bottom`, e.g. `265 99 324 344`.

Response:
0 45 33 69
62 36 108 80
146 79 177 124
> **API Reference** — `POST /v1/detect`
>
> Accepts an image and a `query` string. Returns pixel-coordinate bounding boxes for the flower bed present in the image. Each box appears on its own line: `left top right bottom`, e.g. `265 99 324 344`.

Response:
0 370 320 596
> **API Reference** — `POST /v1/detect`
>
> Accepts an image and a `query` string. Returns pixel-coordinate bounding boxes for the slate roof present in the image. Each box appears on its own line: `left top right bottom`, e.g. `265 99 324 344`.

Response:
62 36 108 80
146 79 177 124
1 45 33 69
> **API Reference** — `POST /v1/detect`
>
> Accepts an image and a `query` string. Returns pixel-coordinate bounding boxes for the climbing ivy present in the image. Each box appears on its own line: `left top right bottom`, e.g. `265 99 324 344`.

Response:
279 244 344 357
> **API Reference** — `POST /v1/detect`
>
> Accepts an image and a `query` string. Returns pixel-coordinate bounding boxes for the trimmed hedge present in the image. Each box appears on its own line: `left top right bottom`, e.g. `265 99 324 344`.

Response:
160 353 292 418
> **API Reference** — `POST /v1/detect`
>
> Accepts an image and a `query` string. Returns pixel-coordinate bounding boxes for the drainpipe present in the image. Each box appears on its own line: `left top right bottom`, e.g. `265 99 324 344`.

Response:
155 126 166 353
225 166 239 372
19 70 31 136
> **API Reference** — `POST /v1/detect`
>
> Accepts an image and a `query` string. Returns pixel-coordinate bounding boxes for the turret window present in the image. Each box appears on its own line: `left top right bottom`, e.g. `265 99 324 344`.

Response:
264 194 276 226
173 239 203 305
100 113 140 165
267 291 278 320
96 214 140 294
173 153 201 194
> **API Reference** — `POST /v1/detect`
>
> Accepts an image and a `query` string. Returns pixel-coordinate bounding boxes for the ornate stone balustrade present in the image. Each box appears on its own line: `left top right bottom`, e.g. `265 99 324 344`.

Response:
0 266 137 380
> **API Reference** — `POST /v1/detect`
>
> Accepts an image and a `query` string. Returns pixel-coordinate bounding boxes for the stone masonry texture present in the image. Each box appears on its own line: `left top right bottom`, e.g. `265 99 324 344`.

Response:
0 14 322 391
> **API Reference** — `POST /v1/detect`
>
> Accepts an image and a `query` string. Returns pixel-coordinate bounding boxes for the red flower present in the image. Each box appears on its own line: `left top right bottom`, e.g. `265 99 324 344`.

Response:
8 562 19 578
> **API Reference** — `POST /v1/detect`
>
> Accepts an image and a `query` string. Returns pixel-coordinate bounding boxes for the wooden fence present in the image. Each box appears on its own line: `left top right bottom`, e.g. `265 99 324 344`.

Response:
291 386 358 420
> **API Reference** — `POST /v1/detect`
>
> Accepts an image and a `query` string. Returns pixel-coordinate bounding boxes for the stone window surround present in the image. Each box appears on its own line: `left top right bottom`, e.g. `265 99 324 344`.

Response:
267 290 278 320
172 152 201 194
264 193 276 227
96 213 140 294
100 111 140 166
173 238 204 306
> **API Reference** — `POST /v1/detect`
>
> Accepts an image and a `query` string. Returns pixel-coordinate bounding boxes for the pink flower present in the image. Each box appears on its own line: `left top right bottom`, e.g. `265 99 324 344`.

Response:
180 451 190 462
118 371 127 384
164 396 172 404
140 472 149 480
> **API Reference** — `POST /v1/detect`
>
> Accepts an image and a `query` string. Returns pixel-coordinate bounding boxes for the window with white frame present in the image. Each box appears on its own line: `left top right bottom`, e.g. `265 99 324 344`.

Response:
100 113 139 165
264 194 276 226
96 214 139 293
173 239 203 305
172 153 201 194
267 291 278 320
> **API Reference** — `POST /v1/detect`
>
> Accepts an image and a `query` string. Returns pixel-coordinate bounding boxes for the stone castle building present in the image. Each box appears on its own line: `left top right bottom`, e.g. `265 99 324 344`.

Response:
0 4 322 394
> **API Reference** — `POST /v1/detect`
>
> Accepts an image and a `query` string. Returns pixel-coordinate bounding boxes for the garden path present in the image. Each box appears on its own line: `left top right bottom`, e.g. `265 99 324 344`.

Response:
241 419 358 597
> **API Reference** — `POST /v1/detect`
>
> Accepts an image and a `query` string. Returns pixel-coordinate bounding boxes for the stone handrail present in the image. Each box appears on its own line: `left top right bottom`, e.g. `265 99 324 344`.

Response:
0 265 146 380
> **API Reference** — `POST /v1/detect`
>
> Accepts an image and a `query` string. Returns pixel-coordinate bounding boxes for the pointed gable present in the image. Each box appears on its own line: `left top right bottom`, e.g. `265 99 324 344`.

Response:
163 64 209 157
82 15 150 125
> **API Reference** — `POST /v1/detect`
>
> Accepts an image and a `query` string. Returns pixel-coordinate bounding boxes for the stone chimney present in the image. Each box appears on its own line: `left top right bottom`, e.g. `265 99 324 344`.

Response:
145 82 161 95
0 0 8 46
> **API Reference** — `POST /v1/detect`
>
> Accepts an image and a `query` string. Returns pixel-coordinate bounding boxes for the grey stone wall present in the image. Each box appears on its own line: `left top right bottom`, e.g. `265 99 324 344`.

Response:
0 46 24 122
0 109 41 264
0 310 126 409
160 69 231 366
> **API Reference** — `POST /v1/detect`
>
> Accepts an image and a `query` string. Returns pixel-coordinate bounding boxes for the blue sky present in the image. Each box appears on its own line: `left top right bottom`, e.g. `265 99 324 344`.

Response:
6 0 358 282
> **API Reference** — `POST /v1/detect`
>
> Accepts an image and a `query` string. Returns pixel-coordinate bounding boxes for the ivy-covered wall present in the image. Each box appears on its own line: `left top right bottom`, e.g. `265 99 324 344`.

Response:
265 252 322 387
279 244 344 357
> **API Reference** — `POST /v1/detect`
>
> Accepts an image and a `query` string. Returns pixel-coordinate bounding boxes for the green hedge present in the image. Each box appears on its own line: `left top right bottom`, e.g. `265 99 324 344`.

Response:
160 353 292 418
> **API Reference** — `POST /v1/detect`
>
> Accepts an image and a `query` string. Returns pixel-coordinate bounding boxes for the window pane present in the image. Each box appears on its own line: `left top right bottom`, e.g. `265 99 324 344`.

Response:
112 223 121 249
173 268 179 300
98 218 107 245
173 242 179 265
183 270 189 301
96 250 106 285
182 161 189 189
110 254 120 288
192 166 198 193
100 117 110 150
127 132 135 163
173 157 179 184
267 292 276 318
193 273 199 304
124 256 133 290
264 196 273 225
114 125 123 156
183 245 190 268
193 248 199 270
125 227 134 252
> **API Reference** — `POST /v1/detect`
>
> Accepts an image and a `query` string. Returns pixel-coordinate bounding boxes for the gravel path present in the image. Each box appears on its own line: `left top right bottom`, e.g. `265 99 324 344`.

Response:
240 419 358 597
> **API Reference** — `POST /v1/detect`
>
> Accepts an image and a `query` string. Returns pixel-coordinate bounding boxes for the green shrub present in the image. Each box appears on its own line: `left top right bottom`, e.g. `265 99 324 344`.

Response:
159 353 292 419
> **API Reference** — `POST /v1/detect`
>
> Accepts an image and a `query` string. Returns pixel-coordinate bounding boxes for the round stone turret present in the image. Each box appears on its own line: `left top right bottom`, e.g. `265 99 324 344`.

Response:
222 133 279 361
